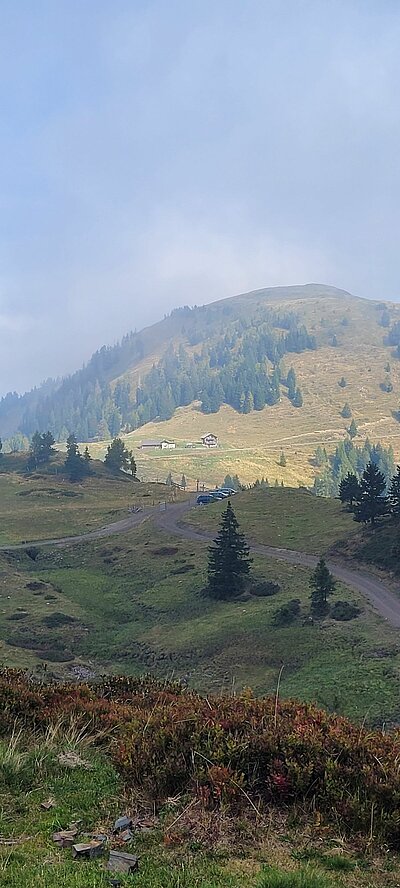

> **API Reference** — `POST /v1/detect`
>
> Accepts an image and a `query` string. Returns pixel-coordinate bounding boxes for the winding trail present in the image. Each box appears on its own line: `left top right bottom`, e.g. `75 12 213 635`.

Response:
1 499 400 628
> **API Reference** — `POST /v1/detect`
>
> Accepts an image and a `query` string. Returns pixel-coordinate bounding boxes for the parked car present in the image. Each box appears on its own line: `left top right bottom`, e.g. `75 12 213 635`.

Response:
217 488 236 495
196 494 215 505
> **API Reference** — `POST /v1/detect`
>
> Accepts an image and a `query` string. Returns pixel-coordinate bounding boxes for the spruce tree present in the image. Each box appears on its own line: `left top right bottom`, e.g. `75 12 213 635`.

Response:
64 433 90 481
104 437 132 472
348 418 357 439
339 472 360 508
341 402 352 419
309 558 336 615
180 473 187 490
279 451 286 467
207 501 252 600
354 461 388 525
389 466 400 522
292 388 303 407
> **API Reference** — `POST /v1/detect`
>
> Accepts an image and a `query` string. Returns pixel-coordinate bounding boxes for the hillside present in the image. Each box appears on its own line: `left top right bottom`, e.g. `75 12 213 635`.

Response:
2 283 400 489
0 469 398 726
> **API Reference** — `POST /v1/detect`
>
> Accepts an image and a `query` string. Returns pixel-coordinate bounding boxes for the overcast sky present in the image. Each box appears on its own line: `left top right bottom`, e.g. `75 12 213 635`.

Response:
1 1 400 394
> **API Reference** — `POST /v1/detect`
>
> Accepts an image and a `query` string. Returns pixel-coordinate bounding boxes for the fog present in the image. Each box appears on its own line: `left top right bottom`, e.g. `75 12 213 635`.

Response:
1 1 400 393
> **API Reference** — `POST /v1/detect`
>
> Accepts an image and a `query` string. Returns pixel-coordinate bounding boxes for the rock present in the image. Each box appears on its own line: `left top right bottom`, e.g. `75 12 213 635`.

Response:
40 797 56 810
72 839 105 859
58 751 92 769
53 828 79 848
119 828 133 843
113 815 133 834
107 850 139 873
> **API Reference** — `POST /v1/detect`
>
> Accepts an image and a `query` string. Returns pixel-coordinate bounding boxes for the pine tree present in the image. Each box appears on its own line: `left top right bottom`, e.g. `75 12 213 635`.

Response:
64 433 90 481
104 437 132 472
207 502 252 600
180 473 187 490
166 472 173 486
389 466 400 522
286 367 296 399
279 451 286 467
292 388 303 407
354 461 388 525
130 454 137 478
341 402 352 419
338 377 347 388
339 472 360 508
348 418 358 439
309 558 336 615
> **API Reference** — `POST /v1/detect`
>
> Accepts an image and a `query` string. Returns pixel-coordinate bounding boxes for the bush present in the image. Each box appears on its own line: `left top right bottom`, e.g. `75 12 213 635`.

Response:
272 599 300 626
2 671 400 845
251 580 281 597
330 600 360 621
41 612 76 628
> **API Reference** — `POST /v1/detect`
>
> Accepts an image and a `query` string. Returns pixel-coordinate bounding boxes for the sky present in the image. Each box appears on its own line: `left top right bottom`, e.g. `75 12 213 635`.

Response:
1 0 400 394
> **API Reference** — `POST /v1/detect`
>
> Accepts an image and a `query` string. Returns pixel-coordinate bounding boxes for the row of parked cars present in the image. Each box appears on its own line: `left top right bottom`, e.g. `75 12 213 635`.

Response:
196 488 236 505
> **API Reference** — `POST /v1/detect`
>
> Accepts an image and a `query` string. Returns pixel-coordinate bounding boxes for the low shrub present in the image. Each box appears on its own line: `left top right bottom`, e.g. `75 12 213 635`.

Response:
1 671 400 846
272 599 300 626
330 600 360 621
251 580 281 597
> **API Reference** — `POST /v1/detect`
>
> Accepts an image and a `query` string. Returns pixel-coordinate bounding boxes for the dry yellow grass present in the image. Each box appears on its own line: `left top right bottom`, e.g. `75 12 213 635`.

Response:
83 292 400 488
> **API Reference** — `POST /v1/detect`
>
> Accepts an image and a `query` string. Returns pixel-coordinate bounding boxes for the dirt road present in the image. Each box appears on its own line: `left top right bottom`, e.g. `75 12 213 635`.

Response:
1 498 400 629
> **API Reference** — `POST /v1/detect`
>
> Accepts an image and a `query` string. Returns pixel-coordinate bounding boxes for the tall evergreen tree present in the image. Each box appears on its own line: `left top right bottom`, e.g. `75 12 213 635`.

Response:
354 461 388 525
389 466 400 522
207 502 252 600
341 402 352 418
104 437 132 472
348 419 357 439
309 558 336 615
339 472 360 508
64 433 91 481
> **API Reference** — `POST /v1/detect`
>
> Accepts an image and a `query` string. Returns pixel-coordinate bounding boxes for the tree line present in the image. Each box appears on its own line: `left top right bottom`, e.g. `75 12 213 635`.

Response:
313 438 395 497
0 305 313 442
339 461 400 525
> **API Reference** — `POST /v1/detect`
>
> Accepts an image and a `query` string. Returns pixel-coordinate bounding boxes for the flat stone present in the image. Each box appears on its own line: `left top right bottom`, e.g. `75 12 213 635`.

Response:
72 839 105 859
107 850 139 873
40 797 56 810
53 828 79 848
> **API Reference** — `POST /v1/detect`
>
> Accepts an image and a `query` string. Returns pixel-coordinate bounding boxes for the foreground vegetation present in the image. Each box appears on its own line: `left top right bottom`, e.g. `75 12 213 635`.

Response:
2 670 400 888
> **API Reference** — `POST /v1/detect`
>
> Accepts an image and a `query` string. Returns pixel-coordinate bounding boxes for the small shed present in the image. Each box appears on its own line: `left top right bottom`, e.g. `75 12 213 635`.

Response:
201 433 218 447
160 440 176 450
139 440 161 450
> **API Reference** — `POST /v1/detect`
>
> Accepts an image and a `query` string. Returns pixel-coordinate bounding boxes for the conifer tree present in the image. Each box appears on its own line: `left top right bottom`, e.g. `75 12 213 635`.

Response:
339 472 360 508
279 451 286 467
341 402 352 419
292 388 303 407
348 418 358 439
309 558 336 615
354 461 388 525
207 501 252 600
104 437 132 472
389 466 400 522
64 433 91 481
180 473 187 490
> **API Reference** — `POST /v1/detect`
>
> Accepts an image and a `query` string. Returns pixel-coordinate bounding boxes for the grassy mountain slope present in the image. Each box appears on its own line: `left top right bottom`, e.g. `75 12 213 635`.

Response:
2 283 400 488
87 286 400 487
0 474 399 725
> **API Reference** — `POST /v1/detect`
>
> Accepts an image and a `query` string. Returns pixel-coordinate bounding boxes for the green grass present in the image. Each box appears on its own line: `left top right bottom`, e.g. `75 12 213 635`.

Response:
0 467 183 545
183 487 359 554
1 519 399 724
